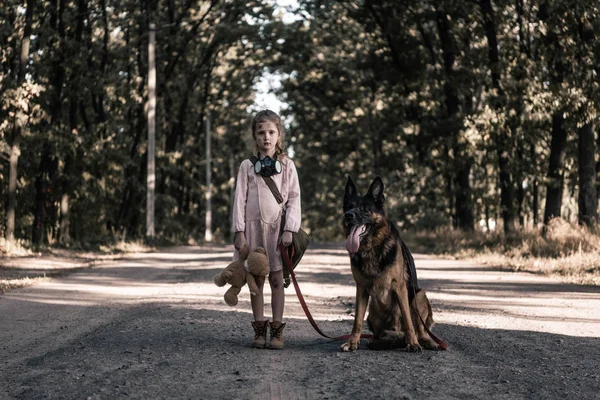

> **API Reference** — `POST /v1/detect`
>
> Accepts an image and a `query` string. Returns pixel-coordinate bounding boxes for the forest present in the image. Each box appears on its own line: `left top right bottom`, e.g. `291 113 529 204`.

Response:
1 0 599 248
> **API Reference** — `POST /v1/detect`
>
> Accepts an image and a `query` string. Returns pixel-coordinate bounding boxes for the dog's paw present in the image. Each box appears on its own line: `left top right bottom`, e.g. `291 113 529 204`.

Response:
405 342 423 352
419 337 440 350
340 340 359 352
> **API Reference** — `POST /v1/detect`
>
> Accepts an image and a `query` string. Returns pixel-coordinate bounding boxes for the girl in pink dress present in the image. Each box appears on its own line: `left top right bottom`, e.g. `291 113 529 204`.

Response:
232 109 302 349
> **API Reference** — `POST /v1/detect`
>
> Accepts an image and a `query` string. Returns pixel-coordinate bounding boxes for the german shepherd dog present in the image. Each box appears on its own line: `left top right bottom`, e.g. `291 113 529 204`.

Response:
341 176 441 352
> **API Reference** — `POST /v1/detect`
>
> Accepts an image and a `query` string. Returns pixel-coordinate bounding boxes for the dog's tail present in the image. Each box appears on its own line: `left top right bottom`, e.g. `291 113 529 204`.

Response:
401 240 419 301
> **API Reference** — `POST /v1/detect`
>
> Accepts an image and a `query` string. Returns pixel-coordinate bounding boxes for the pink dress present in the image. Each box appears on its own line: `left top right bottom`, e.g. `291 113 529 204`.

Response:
232 155 302 272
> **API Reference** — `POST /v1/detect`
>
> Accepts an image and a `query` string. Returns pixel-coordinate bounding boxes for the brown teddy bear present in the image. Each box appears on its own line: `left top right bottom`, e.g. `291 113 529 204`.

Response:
213 246 270 306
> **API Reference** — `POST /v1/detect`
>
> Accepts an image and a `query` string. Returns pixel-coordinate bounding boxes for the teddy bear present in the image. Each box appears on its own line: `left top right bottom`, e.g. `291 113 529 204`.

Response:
213 246 270 306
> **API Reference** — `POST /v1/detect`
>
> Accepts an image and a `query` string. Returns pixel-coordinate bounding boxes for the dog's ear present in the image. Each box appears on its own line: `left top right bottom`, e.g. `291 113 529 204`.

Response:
367 176 385 208
344 176 358 203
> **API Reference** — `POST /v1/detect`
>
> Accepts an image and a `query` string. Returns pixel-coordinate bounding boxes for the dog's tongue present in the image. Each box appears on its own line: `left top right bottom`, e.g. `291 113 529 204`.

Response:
345 225 366 254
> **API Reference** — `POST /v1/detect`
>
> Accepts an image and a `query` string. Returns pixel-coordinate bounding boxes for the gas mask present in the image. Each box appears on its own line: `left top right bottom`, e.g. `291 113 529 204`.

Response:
253 155 282 177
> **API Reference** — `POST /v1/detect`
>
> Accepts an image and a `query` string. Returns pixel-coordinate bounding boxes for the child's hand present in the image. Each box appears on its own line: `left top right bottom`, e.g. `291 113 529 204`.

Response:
234 232 246 250
281 231 293 247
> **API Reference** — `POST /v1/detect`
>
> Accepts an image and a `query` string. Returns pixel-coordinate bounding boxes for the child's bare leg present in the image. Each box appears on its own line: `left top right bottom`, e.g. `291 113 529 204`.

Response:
251 275 266 321
269 270 285 322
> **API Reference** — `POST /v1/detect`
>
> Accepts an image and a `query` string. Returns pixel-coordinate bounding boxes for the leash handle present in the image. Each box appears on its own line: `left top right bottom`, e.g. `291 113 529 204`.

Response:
279 243 371 341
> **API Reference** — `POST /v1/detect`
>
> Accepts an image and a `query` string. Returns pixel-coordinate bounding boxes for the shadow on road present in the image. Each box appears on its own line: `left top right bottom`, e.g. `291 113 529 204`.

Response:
7 305 600 399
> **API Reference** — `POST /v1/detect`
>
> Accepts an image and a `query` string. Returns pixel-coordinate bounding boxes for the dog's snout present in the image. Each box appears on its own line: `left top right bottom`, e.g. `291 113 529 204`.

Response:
344 211 356 222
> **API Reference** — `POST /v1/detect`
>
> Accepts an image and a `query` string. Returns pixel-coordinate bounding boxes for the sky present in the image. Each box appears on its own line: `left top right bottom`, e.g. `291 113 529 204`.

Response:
252 0 301 115
253 74 286 115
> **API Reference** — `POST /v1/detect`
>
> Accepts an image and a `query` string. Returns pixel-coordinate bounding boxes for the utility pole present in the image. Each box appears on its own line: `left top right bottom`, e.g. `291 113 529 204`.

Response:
205 112 213 242
146 23 156 241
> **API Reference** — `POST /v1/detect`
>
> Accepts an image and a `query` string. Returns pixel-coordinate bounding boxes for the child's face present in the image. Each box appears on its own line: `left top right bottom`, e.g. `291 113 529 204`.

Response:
254 121 280 156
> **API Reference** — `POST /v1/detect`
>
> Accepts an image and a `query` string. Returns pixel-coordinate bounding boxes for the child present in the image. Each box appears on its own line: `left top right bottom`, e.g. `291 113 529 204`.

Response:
231 109 302 349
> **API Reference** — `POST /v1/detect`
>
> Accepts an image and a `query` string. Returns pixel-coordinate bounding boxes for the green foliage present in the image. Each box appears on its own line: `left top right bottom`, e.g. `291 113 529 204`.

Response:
1 0 286 245
273 0 600 238
0 0 599 247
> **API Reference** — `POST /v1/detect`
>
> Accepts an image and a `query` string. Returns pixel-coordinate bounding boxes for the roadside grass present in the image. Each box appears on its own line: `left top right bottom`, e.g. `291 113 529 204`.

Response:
0 237 151 256
409 218 600 285
0 238 32 257
0 276 52 293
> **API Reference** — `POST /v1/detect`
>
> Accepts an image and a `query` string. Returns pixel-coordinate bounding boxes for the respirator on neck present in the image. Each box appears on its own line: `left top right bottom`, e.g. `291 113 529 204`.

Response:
252 155 282 177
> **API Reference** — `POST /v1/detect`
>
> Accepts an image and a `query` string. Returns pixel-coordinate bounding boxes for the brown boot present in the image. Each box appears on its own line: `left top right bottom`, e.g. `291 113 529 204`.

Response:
269 321 286 349
251 320 269 348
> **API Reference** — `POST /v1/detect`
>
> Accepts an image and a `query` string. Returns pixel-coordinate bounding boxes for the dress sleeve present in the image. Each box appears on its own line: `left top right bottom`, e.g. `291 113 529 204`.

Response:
232 161 248 233
283 160 301 233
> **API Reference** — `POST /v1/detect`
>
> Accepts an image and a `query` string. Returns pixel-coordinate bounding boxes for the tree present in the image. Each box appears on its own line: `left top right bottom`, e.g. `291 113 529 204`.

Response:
578 123 597 227
5 0 35 243
478 0 516 233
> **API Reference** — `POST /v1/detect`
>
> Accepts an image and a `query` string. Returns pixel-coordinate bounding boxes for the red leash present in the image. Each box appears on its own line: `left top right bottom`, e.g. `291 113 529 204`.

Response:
279 243 371 341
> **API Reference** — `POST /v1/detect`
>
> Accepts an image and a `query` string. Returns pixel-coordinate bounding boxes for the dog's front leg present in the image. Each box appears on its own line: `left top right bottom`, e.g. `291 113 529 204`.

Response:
340 286 369 352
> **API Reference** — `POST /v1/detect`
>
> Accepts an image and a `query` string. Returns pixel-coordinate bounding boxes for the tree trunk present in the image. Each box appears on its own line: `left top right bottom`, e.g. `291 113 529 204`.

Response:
364 0 403 73
58 151 73 246
57 0 88 245
578 122 597 227
516 142 525 227
515 0 535 228
532 178 539 226
6 0 35 242
498 145 516 232
543 113 568 224
443 142 454 226
58 179 71 245
117 11 147 237
597 125 600 203
540 2 568 226
33 0 63 245
531 143 539 226
6 133 21 242
479 0 516 234
33 146 59 245
435 3 474 230
454 157 475 231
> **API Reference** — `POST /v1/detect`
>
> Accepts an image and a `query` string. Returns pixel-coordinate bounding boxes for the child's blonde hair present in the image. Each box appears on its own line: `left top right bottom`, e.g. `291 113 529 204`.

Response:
251 109 286 156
